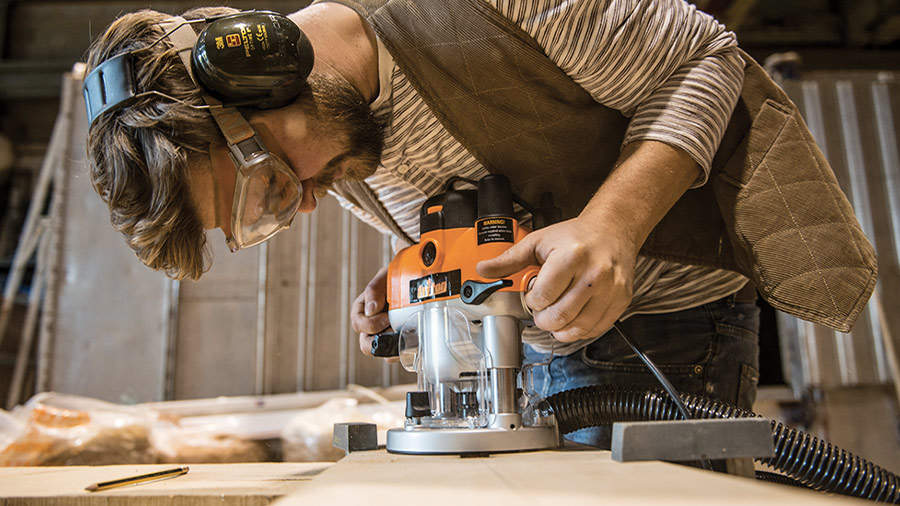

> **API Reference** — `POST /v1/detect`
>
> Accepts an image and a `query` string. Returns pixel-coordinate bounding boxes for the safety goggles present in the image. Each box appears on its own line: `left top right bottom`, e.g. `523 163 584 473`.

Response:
224 132 302 252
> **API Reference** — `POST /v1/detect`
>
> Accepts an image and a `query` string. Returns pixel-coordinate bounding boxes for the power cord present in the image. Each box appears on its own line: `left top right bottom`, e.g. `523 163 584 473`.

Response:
612 324 691 420
612 324 714 471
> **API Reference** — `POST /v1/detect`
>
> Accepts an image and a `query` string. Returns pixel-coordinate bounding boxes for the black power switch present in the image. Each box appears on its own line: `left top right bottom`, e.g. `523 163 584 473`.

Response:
460 279 512 305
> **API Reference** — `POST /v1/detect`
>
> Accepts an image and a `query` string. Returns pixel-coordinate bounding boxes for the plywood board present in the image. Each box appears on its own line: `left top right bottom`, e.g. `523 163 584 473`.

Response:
275 449 868 506
0 450 871 506
0 463 331 506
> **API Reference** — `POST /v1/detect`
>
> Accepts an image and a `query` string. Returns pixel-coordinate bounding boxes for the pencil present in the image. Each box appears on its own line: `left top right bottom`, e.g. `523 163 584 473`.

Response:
84 466 190 492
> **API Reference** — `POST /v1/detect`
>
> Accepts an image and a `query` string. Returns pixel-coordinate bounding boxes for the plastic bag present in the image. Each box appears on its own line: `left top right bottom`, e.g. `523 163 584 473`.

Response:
281 392 405 462
1 386 408 465
0 392 155 466
151 418 270 463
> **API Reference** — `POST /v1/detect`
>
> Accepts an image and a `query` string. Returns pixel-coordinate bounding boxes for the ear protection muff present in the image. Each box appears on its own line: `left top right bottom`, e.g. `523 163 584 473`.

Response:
84 11 313 253
192 11 314 109
83 10 315 126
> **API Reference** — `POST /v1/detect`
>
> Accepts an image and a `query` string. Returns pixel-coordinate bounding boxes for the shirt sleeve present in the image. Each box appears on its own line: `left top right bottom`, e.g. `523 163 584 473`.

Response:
329 184 415 248
329 189 395 236
489 0 744 185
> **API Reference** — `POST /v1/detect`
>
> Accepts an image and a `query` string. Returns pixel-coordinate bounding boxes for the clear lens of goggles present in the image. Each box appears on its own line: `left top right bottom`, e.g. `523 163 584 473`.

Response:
226 136 302 252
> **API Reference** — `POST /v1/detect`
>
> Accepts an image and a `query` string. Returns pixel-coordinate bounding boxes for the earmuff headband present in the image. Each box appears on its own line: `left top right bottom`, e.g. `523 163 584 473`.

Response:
84 10 313 133
83 52 138 125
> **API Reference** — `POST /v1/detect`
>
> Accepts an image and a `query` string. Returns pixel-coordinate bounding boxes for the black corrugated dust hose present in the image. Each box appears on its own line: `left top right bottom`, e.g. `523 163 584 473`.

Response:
537 385 900 503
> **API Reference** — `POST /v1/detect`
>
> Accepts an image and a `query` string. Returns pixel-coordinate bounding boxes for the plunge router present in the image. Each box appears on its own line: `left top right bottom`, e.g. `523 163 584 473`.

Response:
350 177 900 503
372 175 558 454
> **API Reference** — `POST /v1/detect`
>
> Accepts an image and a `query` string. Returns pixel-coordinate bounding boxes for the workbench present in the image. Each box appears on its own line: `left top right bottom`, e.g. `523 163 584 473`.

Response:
0 450 868 505
0 462 331 506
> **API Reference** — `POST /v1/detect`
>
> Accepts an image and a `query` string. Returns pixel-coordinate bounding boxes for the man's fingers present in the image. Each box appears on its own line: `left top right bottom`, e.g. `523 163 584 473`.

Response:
364 295 383 316
532 277 596 332
524 248 588 312
550 296 614 343
551 287 632 343
359 332 375 355
351 292 390 334
476 233 540 278
351 266 390 333
363 267 389 316
353 312 391 335
351 295 367 333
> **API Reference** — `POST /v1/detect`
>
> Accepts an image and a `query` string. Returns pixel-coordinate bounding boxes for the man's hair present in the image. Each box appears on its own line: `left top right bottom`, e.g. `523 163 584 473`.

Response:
85 7 238 280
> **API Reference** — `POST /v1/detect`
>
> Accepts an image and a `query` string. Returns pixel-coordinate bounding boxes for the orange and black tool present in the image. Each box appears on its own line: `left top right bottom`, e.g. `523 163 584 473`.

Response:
385 175 539 314
381 176 562 455
371 175 559 358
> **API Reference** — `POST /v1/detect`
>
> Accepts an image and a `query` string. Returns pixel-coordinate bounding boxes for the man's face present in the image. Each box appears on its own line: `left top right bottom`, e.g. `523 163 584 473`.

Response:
298 73 385 197
190 72 384 239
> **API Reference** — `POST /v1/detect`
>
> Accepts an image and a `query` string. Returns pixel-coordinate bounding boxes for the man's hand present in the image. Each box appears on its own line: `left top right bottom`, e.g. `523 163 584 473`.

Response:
351 266 394 357
477 140 702 344
476 217 637 342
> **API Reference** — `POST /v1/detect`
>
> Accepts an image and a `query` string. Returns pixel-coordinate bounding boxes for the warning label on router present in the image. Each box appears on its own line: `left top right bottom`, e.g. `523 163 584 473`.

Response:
476 218 514 245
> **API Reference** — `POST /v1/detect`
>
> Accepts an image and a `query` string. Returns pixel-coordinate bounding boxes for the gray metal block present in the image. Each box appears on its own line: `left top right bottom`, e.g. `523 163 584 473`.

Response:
611 418 774 462
333 422 379 453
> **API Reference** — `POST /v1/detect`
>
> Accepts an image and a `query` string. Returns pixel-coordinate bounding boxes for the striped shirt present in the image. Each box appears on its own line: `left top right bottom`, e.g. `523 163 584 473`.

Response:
331 0 749 355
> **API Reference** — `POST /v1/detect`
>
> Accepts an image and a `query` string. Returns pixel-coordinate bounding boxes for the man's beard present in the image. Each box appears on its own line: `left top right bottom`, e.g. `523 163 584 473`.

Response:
303 73 384 197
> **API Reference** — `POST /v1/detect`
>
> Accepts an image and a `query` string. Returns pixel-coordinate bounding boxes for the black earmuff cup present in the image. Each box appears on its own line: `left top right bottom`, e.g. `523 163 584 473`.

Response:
192 11 314 108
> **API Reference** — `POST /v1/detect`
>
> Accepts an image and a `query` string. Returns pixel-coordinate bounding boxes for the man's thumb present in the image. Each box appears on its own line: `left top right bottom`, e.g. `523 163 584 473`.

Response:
476 235 539 278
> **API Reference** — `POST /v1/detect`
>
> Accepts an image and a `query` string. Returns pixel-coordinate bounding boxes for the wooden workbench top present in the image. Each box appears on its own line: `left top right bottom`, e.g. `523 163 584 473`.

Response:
0 462 332 506
0 451 871 505
276 449 867 505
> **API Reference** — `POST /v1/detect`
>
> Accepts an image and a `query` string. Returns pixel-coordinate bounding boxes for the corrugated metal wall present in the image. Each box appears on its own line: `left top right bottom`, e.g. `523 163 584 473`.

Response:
172 196 415 399
779 72 900 390
45 73 175 403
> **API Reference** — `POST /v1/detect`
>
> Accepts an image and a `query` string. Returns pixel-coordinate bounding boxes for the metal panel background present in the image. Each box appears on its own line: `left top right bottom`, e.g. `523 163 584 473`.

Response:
780 72 900 390
43 74 174 403
173 239 262 399
279 199 414 392
172 196 413 399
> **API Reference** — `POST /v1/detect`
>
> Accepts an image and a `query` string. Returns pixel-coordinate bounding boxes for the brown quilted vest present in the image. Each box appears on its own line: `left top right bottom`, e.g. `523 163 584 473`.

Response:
316 0 878 332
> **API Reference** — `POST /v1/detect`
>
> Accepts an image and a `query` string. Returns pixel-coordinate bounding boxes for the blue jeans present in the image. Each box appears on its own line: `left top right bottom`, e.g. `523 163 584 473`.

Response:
523 294 760 448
